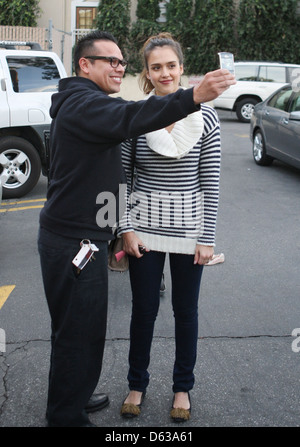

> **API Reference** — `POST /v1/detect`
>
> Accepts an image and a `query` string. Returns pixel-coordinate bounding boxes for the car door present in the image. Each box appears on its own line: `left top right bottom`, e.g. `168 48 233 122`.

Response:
278 91 300 164
261 87 294 157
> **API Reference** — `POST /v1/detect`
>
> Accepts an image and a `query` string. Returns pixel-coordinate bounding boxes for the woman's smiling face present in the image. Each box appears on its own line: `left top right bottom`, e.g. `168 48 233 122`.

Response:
146 45 184 96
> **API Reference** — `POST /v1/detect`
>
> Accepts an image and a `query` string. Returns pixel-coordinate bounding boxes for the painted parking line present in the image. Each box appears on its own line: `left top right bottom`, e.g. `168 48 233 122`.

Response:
0 285 15 310
234 133 249 138
0 198 46 213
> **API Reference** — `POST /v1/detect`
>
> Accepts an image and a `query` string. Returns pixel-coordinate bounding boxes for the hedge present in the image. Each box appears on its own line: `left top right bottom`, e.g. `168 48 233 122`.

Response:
96 0 300 75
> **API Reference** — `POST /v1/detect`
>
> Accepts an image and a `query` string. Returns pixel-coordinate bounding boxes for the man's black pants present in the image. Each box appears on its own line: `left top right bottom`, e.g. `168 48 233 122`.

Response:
38 227 108 427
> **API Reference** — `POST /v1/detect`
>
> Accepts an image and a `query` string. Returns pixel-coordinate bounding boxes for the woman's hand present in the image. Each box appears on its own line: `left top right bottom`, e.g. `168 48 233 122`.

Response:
194 244 214 265
122 231 148 258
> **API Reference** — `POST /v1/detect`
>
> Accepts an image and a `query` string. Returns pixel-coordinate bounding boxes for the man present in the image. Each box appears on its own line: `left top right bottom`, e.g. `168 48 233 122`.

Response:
38 30 235 427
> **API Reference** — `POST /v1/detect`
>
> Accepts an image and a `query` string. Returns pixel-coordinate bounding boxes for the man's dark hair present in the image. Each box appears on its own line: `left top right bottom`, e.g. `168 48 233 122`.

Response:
74 30 118 75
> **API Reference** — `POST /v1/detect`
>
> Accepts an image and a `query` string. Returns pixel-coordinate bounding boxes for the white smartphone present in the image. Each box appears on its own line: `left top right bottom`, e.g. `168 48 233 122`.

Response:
218 52 235 75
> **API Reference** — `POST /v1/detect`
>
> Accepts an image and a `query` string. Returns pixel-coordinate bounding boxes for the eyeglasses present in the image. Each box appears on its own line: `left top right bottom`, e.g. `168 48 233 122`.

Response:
84 55 127 69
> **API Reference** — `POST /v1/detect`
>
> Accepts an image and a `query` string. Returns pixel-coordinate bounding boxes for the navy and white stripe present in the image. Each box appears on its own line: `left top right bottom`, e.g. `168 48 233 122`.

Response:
118 104 221 254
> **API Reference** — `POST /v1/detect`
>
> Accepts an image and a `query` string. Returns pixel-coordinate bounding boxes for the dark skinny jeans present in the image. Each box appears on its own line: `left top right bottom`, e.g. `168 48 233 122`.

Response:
127 250 204 393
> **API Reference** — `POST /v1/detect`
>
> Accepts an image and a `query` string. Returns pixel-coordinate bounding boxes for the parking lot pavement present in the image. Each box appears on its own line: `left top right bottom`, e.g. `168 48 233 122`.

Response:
1 294 299 428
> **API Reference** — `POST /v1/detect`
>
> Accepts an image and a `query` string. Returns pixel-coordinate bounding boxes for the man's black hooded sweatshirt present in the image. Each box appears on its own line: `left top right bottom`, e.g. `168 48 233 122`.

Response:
39 77 200 241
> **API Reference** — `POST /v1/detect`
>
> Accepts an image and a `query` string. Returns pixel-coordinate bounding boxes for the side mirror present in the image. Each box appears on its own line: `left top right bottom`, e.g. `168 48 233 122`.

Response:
289 111 300 121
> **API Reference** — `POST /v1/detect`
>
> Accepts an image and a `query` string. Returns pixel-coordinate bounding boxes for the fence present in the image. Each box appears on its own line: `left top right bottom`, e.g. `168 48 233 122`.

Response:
0 25 73 75
0 25 47 49
72 28 96 43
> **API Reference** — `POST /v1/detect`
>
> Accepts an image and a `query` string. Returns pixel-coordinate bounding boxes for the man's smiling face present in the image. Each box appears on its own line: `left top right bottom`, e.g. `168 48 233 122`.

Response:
80 40 125 94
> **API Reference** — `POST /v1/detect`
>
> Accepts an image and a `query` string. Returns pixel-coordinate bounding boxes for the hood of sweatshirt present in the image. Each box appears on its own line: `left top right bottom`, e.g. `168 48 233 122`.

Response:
50 77 104 119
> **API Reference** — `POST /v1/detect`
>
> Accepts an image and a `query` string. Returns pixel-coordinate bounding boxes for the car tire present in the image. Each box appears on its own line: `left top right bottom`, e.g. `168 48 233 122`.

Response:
0 136 41 199
252 130 273 166
236 98 259 123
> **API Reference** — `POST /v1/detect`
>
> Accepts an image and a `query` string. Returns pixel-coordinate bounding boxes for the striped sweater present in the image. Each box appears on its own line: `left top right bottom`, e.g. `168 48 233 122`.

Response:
118 104 221 254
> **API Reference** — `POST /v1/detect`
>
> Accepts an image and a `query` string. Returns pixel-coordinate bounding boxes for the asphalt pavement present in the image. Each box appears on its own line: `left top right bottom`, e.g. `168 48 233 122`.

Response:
1 110 300 431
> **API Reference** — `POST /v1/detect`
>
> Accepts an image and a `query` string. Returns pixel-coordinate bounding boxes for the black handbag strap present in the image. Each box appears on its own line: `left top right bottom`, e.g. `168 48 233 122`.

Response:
131 137 137 191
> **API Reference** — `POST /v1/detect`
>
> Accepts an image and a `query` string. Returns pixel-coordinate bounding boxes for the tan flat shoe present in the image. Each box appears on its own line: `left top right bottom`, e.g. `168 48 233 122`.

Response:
170 392 191 423
120 391 146 418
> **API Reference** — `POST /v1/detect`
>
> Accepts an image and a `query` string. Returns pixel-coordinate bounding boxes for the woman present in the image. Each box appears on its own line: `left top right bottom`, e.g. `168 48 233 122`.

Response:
118 33 221 422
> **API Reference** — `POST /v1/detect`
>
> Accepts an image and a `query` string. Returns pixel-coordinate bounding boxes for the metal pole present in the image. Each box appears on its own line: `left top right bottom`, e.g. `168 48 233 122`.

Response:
61 34 65 64
48 19 53 51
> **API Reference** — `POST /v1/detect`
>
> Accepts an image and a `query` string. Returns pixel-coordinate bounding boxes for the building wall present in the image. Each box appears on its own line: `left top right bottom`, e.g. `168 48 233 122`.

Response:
38 0 71 31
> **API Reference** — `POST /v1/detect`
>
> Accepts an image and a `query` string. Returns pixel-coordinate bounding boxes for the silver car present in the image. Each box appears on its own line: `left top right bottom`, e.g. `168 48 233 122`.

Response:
250 84 300 168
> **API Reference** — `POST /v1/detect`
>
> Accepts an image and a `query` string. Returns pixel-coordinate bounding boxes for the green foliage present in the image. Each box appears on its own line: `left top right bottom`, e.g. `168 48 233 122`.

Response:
189 0 236 73
128 19 162 72
237 0 300 63
95 0 130 51
165 0 236 74
94 0 300 75
136 0 160 22
166 0 194 24
165 0 194 46
0 0 41 26
127 0 162 72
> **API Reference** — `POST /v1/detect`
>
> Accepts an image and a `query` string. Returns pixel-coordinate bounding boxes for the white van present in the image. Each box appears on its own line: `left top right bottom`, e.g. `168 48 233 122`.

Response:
0 41 67 198
214 61 300 122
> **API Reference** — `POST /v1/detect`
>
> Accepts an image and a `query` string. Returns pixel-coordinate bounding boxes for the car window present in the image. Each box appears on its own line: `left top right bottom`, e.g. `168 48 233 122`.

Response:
6 56 60 93
290 92 300 112
235 64 258 81
258 66 286 83
268 88 293 111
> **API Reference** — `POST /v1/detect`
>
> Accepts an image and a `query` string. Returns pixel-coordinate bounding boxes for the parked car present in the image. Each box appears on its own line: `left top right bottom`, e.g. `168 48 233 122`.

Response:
0 41 67 199
214 61 300 122
250 84 300 169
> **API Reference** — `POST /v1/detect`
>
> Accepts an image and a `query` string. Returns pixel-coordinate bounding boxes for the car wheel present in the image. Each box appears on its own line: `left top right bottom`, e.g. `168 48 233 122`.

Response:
252 130 273 166
0 136 41 199
236 98 259 123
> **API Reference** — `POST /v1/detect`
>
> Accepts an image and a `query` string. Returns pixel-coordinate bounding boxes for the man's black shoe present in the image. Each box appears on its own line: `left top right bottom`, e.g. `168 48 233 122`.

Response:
85 393 109 413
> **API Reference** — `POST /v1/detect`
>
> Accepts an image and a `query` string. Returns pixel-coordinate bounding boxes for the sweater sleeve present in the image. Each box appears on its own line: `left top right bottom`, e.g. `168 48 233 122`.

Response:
117 138 135 235
197 106 221 246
